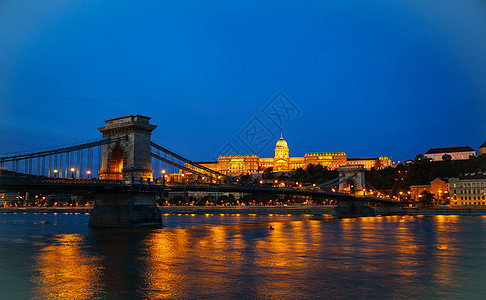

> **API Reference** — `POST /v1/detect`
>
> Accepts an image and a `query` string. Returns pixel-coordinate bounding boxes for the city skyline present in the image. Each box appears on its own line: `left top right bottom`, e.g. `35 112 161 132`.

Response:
3 2 486 299
1 1 486 162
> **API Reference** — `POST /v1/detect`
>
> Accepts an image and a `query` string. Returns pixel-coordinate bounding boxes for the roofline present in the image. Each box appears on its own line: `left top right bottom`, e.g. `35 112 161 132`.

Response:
104 114 151 122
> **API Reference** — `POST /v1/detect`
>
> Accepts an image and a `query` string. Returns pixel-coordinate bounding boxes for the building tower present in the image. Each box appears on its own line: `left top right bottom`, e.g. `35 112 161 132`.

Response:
274 134 290 171
480 141 486 156
89 115 161 228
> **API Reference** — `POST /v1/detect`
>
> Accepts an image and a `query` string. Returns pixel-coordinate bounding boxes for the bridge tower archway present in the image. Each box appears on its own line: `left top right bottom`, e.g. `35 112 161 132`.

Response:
98 115 157 181
107 146 125 180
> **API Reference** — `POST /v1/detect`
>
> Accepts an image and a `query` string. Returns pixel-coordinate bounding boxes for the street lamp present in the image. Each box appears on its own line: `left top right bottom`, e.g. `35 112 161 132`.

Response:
53 169 58 178
87 170 91 179
161 170 166 185
70 167 75 179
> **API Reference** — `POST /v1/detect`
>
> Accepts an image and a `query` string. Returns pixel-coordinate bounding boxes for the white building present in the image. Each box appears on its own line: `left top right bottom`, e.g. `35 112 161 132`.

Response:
449 173 486 206
424 146 476 161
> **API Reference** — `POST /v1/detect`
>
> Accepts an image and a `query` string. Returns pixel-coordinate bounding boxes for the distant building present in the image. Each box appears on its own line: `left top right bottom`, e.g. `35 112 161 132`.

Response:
218 155 259 175
424 146 476 161
430 178 449 199
1 192 20 206
347 157 392 170
449 173 486 206
184 136 391 176
409 178 448 201
480 141 486 156
409 184 431 200
45 194 72 205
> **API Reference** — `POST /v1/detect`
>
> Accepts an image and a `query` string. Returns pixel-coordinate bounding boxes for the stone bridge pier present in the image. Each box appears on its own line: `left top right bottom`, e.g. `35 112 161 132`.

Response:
89 115 161 228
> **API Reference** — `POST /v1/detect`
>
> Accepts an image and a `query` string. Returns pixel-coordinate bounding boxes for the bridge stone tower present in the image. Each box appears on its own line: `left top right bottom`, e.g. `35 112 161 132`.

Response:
333 165 374 218
98 115 156 181
337 165 366 195
89 115 161 228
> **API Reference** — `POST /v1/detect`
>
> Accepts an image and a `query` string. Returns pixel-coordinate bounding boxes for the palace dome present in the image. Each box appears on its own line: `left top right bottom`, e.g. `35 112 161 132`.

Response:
276 136 288 148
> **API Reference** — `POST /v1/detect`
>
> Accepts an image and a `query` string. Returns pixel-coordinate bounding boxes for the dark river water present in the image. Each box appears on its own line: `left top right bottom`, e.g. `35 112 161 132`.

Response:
1 213 486 299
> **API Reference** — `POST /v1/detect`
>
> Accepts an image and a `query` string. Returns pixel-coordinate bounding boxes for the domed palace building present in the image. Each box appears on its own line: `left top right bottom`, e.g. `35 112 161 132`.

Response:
187 136 391 177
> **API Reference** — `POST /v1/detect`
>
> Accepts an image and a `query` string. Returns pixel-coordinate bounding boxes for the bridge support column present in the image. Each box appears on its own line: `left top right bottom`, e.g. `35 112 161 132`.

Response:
332 200 375 218
89 190 161 227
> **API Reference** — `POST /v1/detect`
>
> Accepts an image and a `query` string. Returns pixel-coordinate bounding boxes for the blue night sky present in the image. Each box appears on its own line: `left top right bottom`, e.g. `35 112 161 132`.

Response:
1 0 485 163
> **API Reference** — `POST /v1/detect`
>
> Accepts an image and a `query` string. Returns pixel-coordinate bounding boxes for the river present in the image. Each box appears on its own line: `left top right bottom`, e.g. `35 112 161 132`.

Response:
1 213 486 299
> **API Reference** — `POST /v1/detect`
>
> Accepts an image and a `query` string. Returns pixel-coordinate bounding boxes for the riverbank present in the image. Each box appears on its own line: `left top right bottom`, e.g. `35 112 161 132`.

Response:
3 205 486 216
0 207 92 214
0 206 335 215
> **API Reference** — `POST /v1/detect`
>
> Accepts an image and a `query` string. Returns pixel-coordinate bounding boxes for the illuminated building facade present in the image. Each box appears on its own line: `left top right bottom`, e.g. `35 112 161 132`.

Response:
218 155 259 174
409 178 448 201
304 152 347 169
185 136 391 176
424 146 476 161
273 136 290 171
449 173 486 206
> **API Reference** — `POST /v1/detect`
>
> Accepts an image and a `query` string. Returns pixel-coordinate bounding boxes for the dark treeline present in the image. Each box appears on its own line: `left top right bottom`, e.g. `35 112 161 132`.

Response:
262 164 339 185
162 193 332 206
367 155 486 191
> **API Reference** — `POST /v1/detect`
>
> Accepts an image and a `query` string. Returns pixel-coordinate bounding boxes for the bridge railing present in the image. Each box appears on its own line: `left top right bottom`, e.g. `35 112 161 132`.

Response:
0 176 125 186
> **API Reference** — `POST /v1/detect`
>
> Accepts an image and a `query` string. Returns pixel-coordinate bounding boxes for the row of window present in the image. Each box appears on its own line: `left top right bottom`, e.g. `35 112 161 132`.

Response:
453 183 486 188
455 202 486 206
454 189 485 195
455 196 486 200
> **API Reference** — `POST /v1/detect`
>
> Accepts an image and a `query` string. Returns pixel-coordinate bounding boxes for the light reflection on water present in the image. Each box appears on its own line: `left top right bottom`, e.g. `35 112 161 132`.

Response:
1 214 486 298
34 234 103 299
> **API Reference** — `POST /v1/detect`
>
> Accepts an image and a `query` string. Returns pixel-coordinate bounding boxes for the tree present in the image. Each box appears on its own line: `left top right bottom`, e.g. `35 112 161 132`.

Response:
395 163 405 171
227 194 237 205
442 154 452 161
262 167 274 179
306 163 315 174
415 154 424 161
168 195 184 205
240 174 252 182
196 195 214 206
218 195 229 204
419 190 435 207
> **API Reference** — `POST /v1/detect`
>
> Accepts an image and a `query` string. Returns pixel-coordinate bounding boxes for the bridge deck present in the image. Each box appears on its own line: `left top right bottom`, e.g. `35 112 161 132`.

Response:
0 176 399 204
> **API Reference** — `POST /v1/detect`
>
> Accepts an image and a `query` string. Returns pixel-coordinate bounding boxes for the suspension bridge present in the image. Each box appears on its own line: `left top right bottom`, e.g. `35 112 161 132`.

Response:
0 115 398 227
